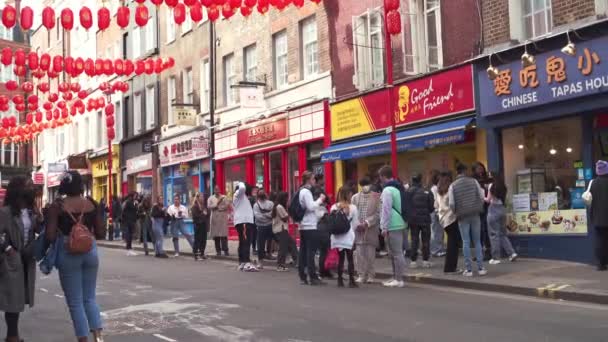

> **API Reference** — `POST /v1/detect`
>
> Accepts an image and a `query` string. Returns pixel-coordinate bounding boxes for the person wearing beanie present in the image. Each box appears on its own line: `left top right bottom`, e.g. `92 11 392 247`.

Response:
590 160 608 271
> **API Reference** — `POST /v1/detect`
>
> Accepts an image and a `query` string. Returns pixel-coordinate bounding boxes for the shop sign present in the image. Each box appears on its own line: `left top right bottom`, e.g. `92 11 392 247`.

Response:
159 131 210 167
91 155 119 178
47 173 62 187
142 140 154 153
506 209 588 235
68 155 88 170
125 154 152 175
48 163 67 173
237 118 288 150
330 65 475 141
478 36 608 116
32 172 44 185
173 107 197 126
240 86 265 109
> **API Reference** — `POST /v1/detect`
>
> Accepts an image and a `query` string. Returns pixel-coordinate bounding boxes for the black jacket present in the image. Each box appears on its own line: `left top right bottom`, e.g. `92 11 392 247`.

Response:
404 185 435 226
122 199 138 224
590 175 608 228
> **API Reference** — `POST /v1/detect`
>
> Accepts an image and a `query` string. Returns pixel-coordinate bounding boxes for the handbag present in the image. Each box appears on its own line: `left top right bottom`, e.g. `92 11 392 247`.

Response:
324 248 339 271
582 180 593 206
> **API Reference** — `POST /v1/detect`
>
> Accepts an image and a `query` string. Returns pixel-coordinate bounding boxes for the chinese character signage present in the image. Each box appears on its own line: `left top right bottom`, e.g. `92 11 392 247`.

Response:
159 131 210 167
331 65 475 141
173 107 197 126
32 172 44 185
478 36 608 116
237 118 288 150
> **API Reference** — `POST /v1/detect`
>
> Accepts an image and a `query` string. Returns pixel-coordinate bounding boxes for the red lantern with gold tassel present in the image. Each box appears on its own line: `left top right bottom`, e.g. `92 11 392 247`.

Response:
135 5 149 27
2 5 17 29
98 7 111 31
20 6 34 31
117 6 130 29
79 6 93 30
42 7 55 30
174 3 186 25
61 8 74 31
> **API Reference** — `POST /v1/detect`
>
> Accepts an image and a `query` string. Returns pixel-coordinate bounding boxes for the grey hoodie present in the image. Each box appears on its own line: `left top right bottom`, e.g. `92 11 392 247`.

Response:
253 200 274 226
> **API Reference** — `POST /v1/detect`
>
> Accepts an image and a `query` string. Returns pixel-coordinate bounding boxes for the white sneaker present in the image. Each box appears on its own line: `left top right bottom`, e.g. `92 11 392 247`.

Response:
378 251 388 257
463 270 473 277
365 277 375 284
422 261 433 268
478 268 488 276
489 259 501 265
410 262 419 269
238 263 245 271
383 279 403 288
126 250 138 256
509 253 518 262
174 252 180 257
355 276 365 283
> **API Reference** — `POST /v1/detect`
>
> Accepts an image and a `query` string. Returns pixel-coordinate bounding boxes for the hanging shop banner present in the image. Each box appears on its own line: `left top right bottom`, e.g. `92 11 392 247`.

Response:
506 209 588 236
31 172 44 185
237 118 288 150
478 36 608 116
240 86 265 109
330 65 475 141
173 107 197 126
159 131 210 167
48 162 67 173
125 154 152 175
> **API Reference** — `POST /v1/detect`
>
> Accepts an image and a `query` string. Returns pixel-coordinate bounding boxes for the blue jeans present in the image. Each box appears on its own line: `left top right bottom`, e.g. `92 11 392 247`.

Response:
458 215 484 272
113 222 121 239
152 218 165 255
56 241 102 338
430 212 445 254
171 219 194 253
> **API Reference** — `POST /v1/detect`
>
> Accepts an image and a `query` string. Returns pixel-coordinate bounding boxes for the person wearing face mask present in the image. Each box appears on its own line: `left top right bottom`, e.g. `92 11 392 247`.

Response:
0 176 42 342
352 177 380 284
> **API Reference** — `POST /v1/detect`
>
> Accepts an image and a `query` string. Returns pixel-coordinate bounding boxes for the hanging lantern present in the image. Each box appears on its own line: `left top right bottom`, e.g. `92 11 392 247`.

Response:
230 0 242 8
56 101 66 109
61 108 68 119
74 57 84 76
70 106 77 116
13 65 26 77
12 95 24 105
48 93 58 103
166 57 175 68
26 113 33 125
174 3 186 25
105 104 115 116
1 48 11 66
154 58 163 73
117 6 130 29
20 6 34 31
62 92 73 101
240 5 252 17
78 90 88 100
190 2 203 22
97 97 106 108
213 0 227 6
1 118 8 129
201 0 213 6
2 5 17 29
0 128 5 139
84 58 95 76
144 59 154 75
27 103 38 111
14 49 26 66
53 109 60 120
222 3 235 19
4 80 17 92
58 82 69 93
98 7 111 31
52 55 63 74
292 0 304 7
135 5 149 27
79 6 93 30
121 82 130 92
208 6 220 21
135 60 145 75
151 0 163 6
165 0 179 7
27 95 38 104
15 103 25 112
27 52 38 70
64 56 74 75
61 8 74 31
257 2 269 14
35 111 43 123
184 0 197 5
42 7 56 30
39 53 51 71
114 59 125 75
95 59 103 76
37 82 50 93
244 0 257 7
103 59 114 76
45 111 52 121
100 82 111 93
43 102 53 111
384 0 400 11
106 115 115 127
386 10 401 35
124 59 135 76
107 127 116 140
70 83 81 93
0 95 7 105
21 82 34 93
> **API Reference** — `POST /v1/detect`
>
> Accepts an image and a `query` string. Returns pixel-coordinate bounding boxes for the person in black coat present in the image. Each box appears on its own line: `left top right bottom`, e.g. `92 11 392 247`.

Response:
590 160 608 271
122 193 138 255
405 174 435 268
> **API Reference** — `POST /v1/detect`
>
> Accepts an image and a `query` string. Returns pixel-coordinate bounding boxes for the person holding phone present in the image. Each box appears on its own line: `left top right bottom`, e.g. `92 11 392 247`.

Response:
167 195 194 257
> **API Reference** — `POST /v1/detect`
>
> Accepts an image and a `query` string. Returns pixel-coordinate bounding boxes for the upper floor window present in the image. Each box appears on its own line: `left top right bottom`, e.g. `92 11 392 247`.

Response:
183 68 193 104
223 54 237 105
145 15 155 52
167 10 176 43
402 0 443 75
273 30 288 89
0 64 15 83
182 7 193 34
134 92 142 134
244 44 257 82
352 9 384 90
301 16 319 79
0 12 12 41
146 86 156 130
168 76 176 124
200 59 210 113
523 0 552 39
133 27 141 59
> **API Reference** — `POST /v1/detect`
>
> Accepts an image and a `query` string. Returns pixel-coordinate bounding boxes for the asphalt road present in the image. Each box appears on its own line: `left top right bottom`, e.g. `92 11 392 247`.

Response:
15 247 608 342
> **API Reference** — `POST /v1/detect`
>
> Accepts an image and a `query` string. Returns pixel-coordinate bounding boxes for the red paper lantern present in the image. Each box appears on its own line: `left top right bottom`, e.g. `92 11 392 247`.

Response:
135 5 149 27
13 65 25 77
386 10 401 35
58 82 69 93
57 101 66 109
70 106 77 116
95 59 103 76
244 0 257 7
27 95 38 105
106 115 115 127
20 6 34 31
43 102 53 111
61 108 68 118
12 95 24 105
292 0 304 7
37 82 50 93
2 5 17 29
222 3 235 19
105 104 115 116
40 53 51 71
0 128 5 139
27 52 38 70
201 0 213 6
35 111 42 123
114 59 124 76
166 57 175 68
208 6 220 21
124 60 135 76
103 59 114 76
26 113 33 125
61 8 74 31
97 97 106 108
48 93 58 103
100 82 111 92
257 2 269 14
84 58 95 76
174 3 186 25
28 103 38 111
230 0 243 8
0 96 7 105
64 56 74 75
78 90 88 100
74 57 84 76
15 104 25 112
21 82 34 93
42 7 56 30
151 0 163 6
53 109 60 120
45 111 52 121
14 49 25 66
107 127 116 140
1 118 8 129
184 0 197 5
145 59 154 75
98 7 111 31
4 80 17 91
154 58 163 73
384 0 400 11
79 6 93 30
121 82 130 92
165 0 179 7
70 83 81 93
135 60 145 75
62 92 73 101
117 6 130 29
213 0 227 6
190 2 203 22
1 48 11 66
52 55 63 74
240 5 252 17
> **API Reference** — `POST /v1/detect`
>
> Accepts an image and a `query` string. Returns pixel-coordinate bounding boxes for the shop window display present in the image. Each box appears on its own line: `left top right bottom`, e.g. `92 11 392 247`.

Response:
255 154 264 189
269 151 283 193
225 158 246 197
288 147 299 196
502 117 588 235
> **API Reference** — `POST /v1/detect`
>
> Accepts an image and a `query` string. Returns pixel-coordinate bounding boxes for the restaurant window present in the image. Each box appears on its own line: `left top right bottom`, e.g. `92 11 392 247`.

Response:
225 158 246 197
502 117 586 234
255 154 264 190
288 147 299 197
269 151 284 193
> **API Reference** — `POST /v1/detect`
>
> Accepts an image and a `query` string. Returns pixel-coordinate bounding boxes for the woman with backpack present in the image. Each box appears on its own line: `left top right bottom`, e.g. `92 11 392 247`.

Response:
0 176 42 342
330 186 359 288
272 192 298 271
253 190 274 268
46 171 105 342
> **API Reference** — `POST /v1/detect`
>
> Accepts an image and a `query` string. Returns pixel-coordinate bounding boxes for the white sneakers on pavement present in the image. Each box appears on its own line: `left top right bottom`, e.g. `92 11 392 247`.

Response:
463 270 474 277
422 261 433 268
478 268 488 276
489 259 501 265
126 250 138 256
509 253 518 262
409 262 419 269
383 279 405 288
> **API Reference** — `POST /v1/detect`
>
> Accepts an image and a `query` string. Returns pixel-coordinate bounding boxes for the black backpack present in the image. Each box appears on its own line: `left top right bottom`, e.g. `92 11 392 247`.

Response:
326 208 351 235
288 189 306 223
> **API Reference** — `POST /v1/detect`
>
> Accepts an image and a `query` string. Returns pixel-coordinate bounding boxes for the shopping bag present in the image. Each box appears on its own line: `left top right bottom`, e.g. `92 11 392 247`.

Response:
324 248 339 270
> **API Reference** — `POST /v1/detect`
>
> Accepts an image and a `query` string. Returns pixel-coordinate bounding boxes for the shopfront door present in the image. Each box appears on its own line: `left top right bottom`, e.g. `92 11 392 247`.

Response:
269 150 284 193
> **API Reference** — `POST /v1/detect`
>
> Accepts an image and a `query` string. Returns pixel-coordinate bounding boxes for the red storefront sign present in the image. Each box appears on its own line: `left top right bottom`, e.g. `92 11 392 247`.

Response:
32 172 44 185
237 118 288 150
330 65 475 140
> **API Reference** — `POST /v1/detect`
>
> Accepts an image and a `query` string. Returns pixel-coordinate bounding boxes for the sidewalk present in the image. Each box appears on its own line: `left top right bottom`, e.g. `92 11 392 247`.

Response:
97 237 608 305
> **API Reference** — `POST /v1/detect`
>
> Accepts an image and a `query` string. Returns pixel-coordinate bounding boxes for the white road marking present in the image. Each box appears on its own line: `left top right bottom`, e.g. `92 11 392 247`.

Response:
153 334 177 342
54 294 64 299
40 288 48 293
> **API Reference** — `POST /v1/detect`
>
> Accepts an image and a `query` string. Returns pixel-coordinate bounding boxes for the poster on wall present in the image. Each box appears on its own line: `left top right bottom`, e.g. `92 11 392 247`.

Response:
506 209 588 235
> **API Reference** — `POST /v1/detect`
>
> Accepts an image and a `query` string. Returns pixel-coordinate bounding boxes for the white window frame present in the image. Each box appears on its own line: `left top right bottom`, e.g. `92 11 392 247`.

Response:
146 86 155 130
273 31 288 89
73 122 79 154
96 111 103 148
223 54 237 106
167 9 176 43
301 16 319 79
244 44 257 82
134 92 142 134
200 59 210 113
132 27 141 59
84 117 90 150
145 15 155 52
352 8 385 90
0 12 12 41
522 0 552 40
114 100 122 142
183 68 193 104
168 76 176 125
182 7 193 34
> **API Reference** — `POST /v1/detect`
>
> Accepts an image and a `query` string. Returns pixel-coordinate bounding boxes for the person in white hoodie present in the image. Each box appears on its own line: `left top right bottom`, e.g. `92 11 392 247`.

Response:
297 171 325 285
233 182 257 271
331 186 359 288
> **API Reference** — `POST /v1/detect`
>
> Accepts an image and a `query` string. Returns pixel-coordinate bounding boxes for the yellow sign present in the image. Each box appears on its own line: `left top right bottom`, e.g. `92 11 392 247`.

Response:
506 209 588 235
330 98 373 141
91 151 119 178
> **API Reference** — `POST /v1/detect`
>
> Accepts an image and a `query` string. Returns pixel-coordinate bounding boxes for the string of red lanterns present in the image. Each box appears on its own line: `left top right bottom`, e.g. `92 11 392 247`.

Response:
1 0 323 33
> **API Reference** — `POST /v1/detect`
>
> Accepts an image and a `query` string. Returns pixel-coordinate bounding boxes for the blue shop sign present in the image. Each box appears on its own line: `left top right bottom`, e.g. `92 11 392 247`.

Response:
478 36 608 116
